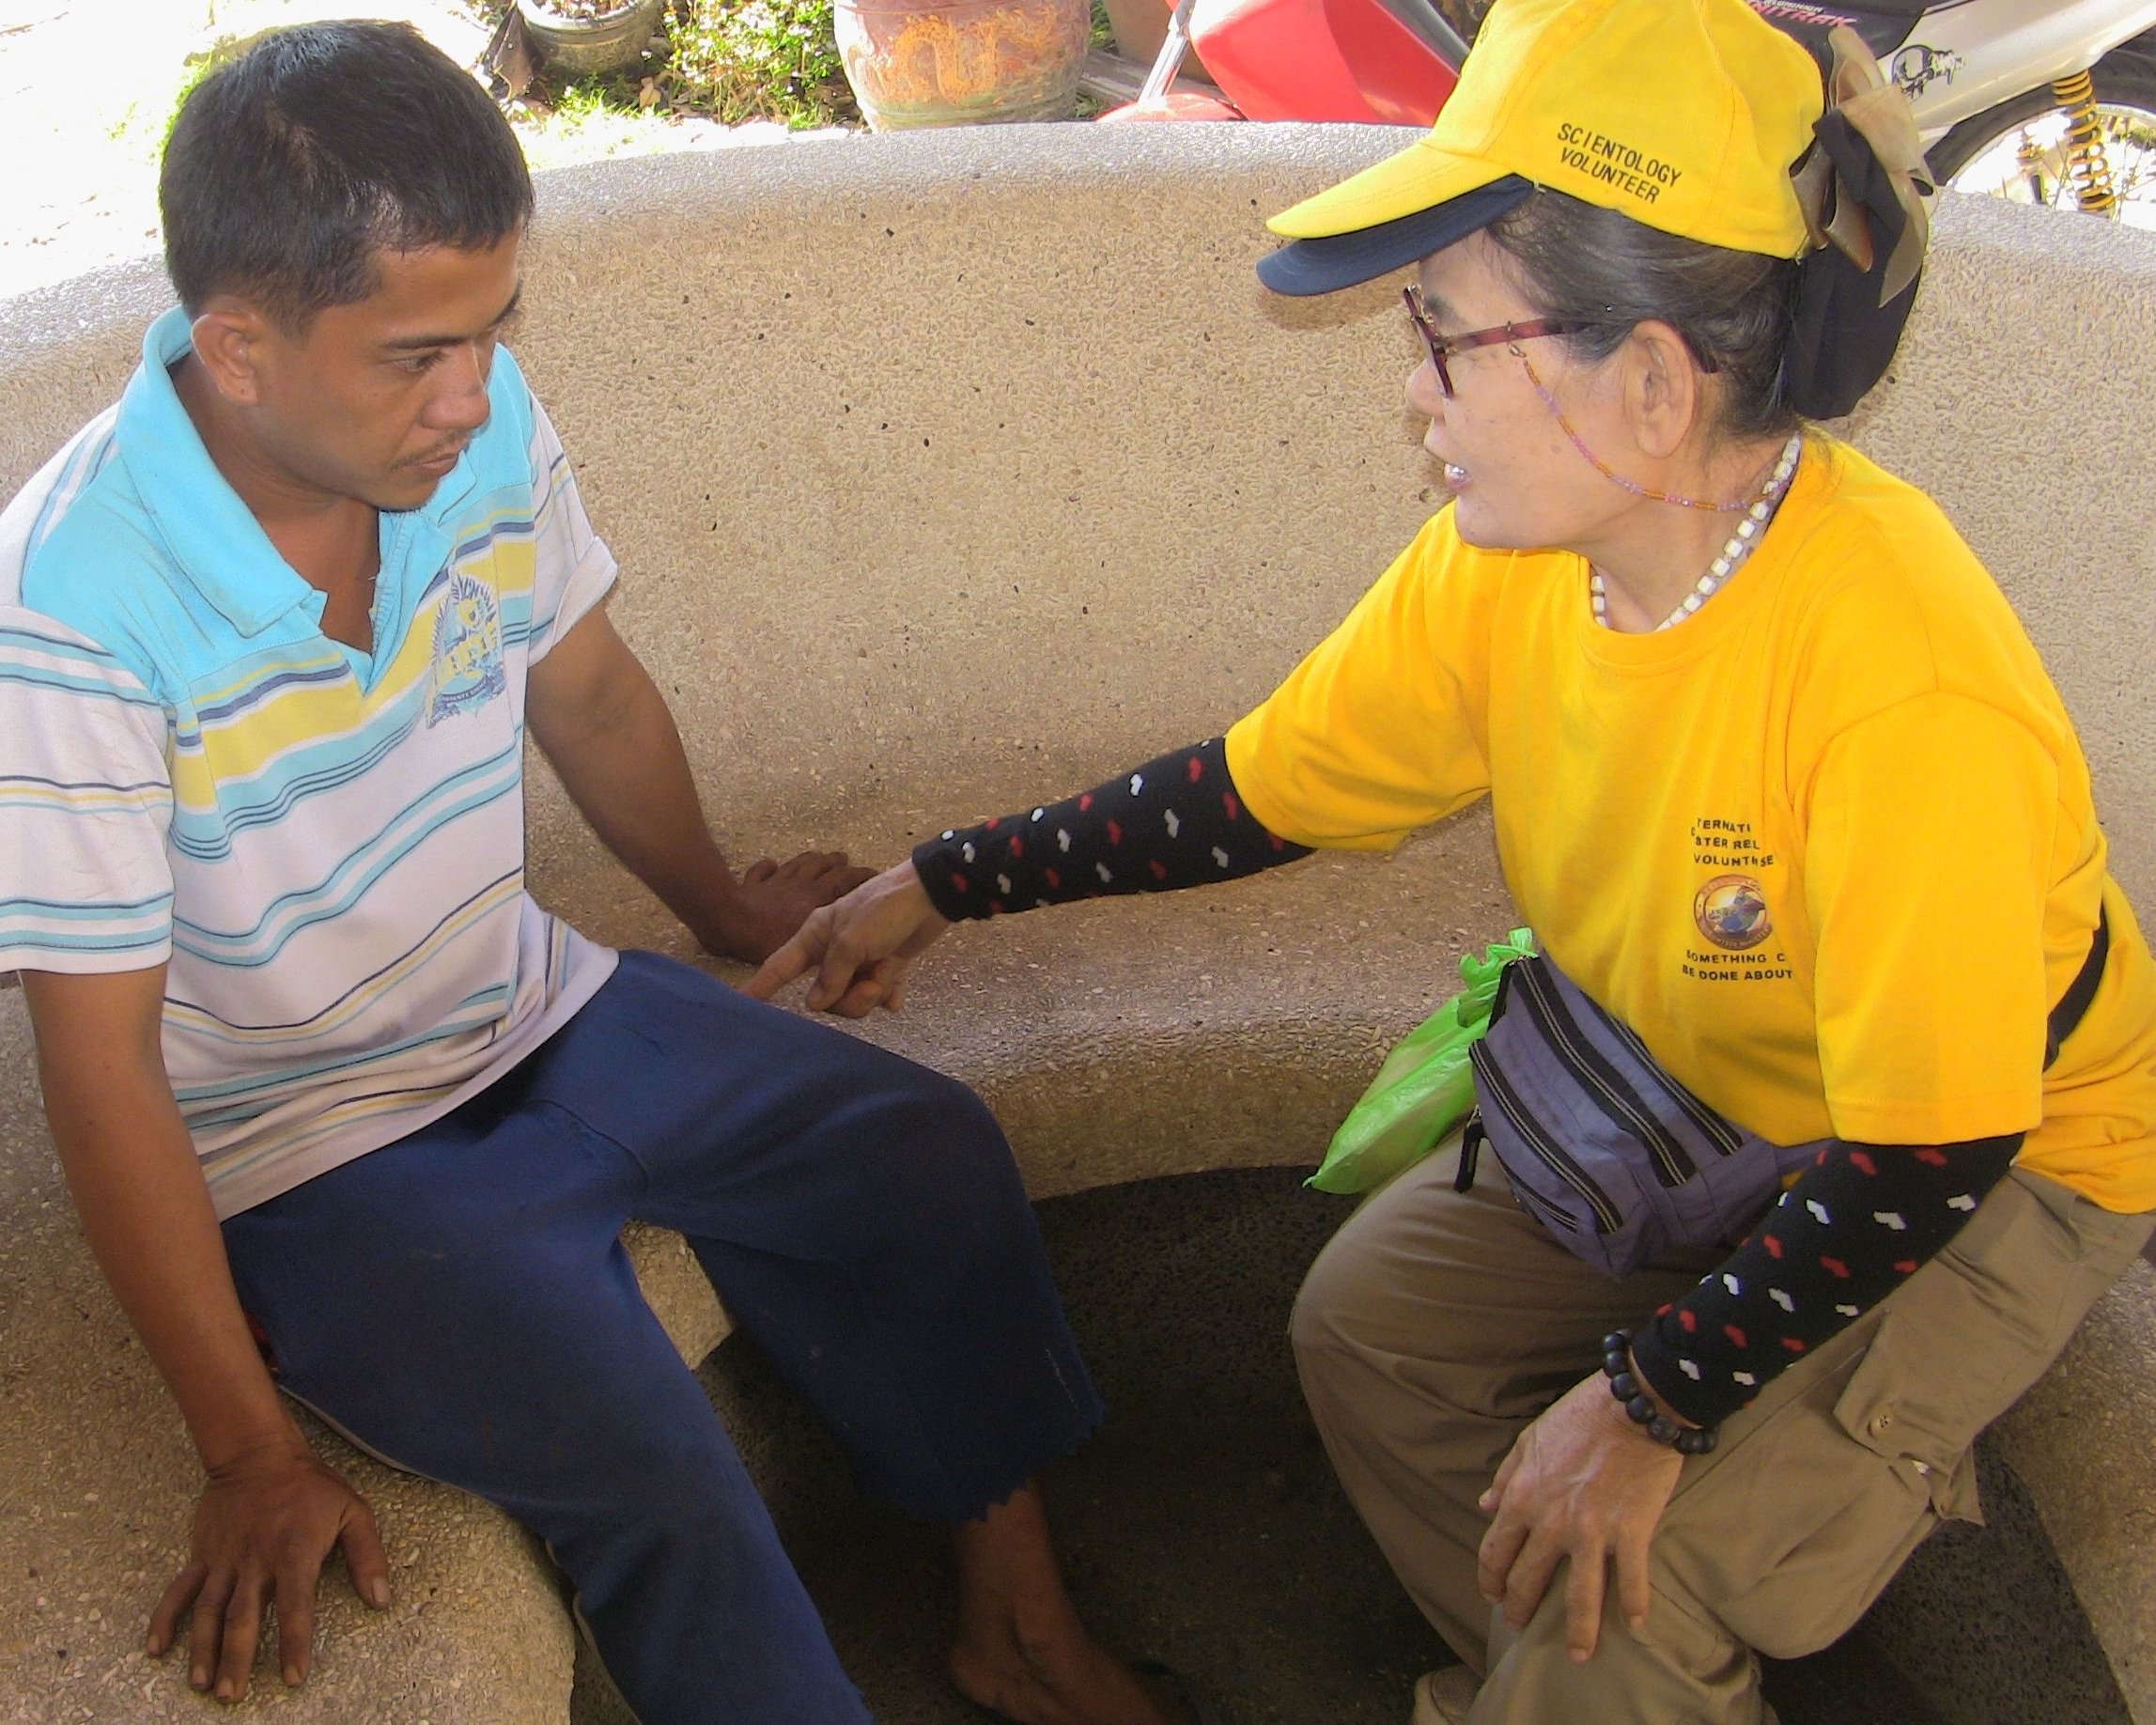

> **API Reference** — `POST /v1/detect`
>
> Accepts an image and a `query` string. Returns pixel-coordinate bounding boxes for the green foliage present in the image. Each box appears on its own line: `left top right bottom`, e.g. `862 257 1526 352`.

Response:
663 0 856 129
514 75 685 172
105 40 211 165
158 55 215 154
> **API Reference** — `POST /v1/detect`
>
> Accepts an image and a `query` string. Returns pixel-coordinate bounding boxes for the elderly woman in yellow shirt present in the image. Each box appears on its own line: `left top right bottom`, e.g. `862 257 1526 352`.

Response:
752 1 2156 1719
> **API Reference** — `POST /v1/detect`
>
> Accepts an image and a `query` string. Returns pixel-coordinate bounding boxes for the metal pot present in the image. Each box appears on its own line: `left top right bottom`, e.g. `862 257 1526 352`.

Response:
515 0 668 77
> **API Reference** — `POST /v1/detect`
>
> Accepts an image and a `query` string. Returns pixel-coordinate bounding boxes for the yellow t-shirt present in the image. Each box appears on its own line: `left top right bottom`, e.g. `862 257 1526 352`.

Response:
1227 440 2156 1213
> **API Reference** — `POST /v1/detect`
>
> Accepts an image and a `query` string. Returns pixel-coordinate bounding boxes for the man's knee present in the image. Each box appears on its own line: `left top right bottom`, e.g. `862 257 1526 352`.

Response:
1289 1219 1512 1430
540 1402 763 1546
820 1059 1031 1241
858 1061 1006 1173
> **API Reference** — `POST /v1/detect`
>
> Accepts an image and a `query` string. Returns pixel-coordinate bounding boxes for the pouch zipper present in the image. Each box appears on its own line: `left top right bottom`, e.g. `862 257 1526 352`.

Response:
1500 1164 1580 1235
1512 960 1698 1189
1603 1014 1744 1157
1469 1039 1623 1234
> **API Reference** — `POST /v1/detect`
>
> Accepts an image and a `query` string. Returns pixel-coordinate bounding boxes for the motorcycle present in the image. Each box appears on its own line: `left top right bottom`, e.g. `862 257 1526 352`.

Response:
1098 0 2156 224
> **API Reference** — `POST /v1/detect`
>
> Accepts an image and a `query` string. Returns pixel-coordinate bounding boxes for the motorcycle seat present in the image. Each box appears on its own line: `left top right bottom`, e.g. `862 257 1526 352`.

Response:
1749 2 1922 58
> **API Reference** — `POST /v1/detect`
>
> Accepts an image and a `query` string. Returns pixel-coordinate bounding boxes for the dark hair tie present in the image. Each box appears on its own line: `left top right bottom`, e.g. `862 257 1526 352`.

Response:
1783 26 1935 419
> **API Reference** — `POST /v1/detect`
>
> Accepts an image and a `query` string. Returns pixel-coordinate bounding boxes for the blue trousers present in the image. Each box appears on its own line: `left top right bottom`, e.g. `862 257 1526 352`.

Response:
221 951 1103 1724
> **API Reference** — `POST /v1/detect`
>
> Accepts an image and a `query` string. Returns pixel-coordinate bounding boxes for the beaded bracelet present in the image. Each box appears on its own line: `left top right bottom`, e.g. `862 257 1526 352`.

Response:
1602 1329 1719 1456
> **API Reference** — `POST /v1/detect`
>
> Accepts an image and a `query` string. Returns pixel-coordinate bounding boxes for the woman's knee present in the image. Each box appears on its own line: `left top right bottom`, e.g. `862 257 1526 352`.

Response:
1291 1226 1389 1392
1291 1199 1516 1425
903 1064 1006 1156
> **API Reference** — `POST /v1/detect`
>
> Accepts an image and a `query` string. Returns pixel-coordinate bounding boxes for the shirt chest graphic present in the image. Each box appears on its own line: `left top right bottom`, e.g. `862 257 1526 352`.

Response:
1683 814 1793 984
426 571 506 726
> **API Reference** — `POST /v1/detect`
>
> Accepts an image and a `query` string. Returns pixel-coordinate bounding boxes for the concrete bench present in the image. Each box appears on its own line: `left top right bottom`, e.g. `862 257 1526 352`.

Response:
2 122 2153 1722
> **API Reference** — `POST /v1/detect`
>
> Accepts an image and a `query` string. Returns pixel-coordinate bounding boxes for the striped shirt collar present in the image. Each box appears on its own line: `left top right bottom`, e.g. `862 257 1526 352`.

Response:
121 306 478 641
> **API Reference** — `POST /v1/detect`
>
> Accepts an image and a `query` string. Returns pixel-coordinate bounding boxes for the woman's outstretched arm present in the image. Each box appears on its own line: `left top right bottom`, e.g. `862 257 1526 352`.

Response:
747 737 1311 1016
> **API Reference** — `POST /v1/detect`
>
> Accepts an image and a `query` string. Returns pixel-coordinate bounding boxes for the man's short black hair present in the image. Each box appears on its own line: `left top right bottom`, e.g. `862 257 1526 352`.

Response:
161 22 535 328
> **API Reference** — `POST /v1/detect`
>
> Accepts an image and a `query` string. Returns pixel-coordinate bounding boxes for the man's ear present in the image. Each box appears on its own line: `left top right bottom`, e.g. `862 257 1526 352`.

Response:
1622 319 1705 462
188 299 274 408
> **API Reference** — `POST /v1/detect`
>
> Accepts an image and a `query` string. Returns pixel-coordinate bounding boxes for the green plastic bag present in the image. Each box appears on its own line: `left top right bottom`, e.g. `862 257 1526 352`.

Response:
1308 927 1537 1195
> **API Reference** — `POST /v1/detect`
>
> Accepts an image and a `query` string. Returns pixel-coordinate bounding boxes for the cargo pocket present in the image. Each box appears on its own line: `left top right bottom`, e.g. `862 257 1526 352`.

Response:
1702 1316 1978 1660
1832 1309 1985 1527
1688 1177 2118 1662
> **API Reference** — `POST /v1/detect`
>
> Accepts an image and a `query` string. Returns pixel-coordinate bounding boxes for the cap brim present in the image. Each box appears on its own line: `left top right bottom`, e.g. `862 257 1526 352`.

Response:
1256 176 1535 296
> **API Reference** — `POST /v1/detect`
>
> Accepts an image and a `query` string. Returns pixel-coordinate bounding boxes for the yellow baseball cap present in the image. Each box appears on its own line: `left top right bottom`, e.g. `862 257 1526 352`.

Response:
1257 0 1825 295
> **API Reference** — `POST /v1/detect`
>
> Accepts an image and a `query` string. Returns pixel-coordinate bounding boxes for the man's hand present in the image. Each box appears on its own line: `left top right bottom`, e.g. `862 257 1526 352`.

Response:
22 967 396 1702
149 1437 392 1701
698 851 875 965
747 860 952 1017
1475 1371 1684 1662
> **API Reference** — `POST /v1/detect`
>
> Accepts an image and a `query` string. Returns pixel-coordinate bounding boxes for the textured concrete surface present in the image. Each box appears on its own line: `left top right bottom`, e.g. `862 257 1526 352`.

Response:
623 1224 729 1369
0 977 706 1724
2000 1260 2156 1714
0 991 577 1725
3 124 2155 1721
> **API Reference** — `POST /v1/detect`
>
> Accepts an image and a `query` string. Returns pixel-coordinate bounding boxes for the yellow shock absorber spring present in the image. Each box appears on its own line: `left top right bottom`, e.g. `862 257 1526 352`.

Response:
2052 69 2119 214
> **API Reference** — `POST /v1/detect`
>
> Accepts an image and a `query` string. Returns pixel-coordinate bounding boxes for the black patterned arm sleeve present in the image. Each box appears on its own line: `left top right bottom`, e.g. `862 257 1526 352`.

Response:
1629 1133 2023 1430
910 737 1312 921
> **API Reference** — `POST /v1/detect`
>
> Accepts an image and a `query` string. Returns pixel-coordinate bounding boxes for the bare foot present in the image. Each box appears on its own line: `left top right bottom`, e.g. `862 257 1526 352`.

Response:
948 1619 1189 1725
947 1483 1191 1725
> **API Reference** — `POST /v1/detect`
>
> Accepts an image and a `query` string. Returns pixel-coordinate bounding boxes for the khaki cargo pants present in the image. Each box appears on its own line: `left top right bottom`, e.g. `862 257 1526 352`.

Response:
1291 1137 2153 1725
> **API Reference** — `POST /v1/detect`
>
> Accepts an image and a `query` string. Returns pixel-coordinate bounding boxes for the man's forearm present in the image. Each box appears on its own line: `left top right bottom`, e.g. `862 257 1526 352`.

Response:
24 972 303 1470
546 672 749 940
528 633 750 948
528 609 873 964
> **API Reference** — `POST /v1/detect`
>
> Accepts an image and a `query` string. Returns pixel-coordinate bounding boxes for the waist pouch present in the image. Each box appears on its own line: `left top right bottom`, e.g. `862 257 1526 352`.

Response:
1464 910 2110 1281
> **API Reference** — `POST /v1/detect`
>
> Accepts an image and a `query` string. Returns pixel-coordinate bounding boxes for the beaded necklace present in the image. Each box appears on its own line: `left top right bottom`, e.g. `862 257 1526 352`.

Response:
1507 346 1803 634
1588 432 1803 632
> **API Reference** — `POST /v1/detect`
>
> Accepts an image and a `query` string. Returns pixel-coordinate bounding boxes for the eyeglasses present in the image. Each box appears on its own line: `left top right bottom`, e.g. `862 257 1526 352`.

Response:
1403 287 1748 513
1402 287 1590 400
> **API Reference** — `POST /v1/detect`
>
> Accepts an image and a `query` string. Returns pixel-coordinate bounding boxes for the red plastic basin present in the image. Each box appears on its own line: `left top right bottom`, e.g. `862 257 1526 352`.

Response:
1190 0 1457 125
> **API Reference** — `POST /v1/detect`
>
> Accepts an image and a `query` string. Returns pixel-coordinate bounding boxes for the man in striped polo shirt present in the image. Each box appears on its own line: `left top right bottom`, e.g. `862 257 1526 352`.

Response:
0 24 1181 1725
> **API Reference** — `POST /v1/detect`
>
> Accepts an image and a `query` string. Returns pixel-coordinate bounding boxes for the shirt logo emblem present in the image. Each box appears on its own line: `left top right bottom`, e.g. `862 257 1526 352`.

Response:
1694 874 1773 950
427 571 505 725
